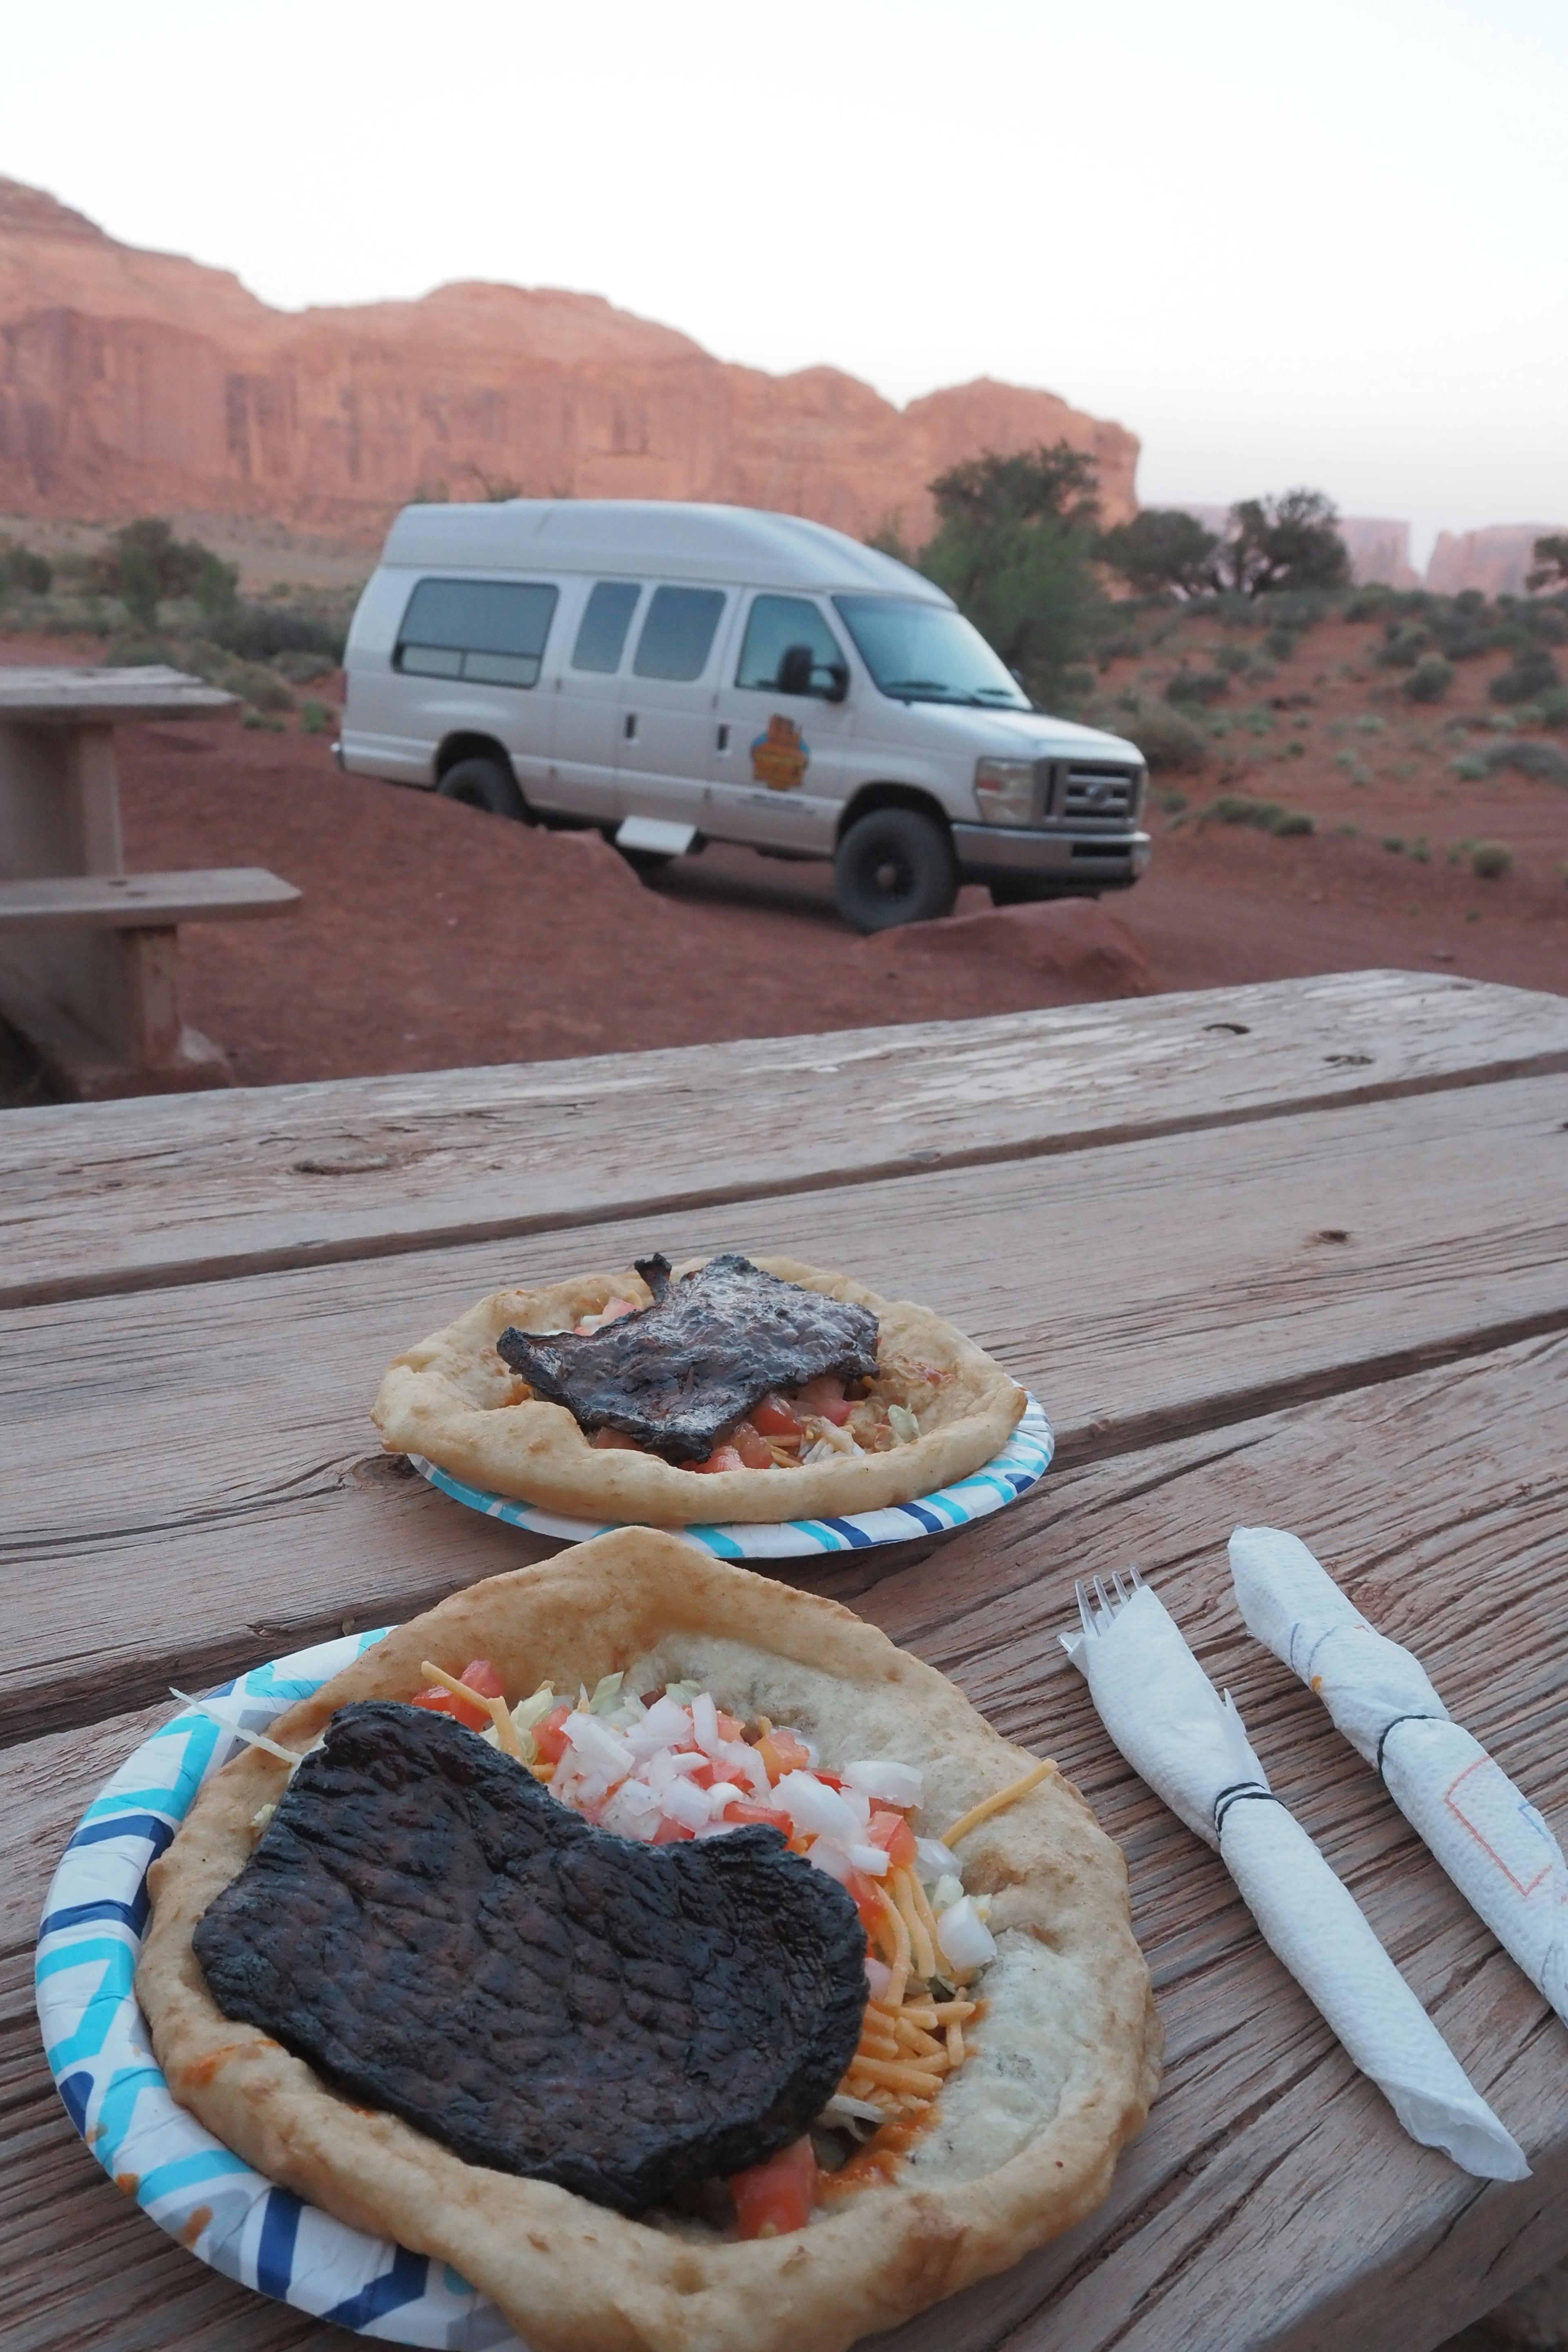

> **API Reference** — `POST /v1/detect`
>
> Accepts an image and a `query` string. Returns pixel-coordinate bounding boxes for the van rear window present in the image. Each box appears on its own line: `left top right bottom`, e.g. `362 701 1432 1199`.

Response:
632 587 726 683
396 578 558 688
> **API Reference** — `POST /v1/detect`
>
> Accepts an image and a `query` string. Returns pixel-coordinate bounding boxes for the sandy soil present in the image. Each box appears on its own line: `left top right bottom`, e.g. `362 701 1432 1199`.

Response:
1 612 1564 1098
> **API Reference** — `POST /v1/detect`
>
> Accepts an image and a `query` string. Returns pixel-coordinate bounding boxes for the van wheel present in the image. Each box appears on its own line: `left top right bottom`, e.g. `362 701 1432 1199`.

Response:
834 807 957 933
438 757 526 820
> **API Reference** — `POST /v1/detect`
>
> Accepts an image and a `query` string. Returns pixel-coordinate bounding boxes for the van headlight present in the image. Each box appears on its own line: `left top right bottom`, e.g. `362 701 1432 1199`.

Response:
974 757 1038 826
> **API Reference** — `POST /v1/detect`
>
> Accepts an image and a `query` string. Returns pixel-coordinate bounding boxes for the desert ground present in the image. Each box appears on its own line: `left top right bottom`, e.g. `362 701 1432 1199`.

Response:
0 604 1564 1103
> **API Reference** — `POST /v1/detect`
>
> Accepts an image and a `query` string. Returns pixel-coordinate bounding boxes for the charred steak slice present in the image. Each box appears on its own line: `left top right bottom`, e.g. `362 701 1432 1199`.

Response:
194 1702 867 2215
495 1251 879 1460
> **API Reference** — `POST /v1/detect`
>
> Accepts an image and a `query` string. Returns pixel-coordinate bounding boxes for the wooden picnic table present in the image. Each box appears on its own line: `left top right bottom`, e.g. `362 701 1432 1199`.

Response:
0 666 298 1096
6 965 1568 2352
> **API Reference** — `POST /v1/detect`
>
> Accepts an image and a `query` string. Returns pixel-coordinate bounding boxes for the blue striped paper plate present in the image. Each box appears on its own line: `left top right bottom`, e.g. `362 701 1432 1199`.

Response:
36 1631 526 2348
409 1394 1054 1559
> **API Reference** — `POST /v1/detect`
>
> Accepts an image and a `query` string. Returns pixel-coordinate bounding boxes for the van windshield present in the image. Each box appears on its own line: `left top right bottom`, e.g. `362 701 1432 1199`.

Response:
832 596 1031 709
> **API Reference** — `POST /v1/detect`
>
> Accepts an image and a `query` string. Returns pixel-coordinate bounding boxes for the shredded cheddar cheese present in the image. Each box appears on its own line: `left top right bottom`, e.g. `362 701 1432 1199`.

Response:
940 1757 1055 1846
419 1660 526 1761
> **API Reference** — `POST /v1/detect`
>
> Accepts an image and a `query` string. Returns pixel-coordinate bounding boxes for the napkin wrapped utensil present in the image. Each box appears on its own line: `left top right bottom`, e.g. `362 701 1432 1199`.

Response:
1230 1524 1568 2028
1064 1570 1528 2181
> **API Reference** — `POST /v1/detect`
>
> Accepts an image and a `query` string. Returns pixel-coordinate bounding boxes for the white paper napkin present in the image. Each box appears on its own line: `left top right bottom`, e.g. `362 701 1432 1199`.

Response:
1065 1580 1528 2179
1230 1524 1568 2029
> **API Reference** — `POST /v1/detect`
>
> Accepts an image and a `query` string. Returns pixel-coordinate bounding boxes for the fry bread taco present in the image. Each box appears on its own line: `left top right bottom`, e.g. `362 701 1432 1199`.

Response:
372 1251 1027 1523
138 1535 1160 2352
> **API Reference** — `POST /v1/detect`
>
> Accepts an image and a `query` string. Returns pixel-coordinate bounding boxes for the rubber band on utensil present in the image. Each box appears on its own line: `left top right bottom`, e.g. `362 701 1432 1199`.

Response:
1375 1713 1442 1778
1213 1781 1283 1836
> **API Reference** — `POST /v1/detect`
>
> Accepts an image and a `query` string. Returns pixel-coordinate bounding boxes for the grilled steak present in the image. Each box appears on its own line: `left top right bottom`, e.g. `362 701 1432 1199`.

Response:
496 1251 880 1460
194 1702 867 2214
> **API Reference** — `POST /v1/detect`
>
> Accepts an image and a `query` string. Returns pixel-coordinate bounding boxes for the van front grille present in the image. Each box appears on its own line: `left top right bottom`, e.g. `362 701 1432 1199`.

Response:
1059 764 1140 824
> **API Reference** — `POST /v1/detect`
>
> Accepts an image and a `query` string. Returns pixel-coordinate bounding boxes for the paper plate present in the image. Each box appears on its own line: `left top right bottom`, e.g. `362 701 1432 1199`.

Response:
36 1631 526 2349
410 1393 1053 1559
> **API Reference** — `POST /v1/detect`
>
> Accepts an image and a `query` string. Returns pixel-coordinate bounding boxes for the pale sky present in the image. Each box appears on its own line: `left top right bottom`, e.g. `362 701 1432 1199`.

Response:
4 0 1564 565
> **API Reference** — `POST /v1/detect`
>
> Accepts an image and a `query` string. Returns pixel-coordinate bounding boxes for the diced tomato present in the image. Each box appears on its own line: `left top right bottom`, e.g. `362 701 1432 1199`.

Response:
754 1728 812 1784
532 1704 573 1765
730 2136 818 2240
690 1444 746 1474
867 1810 918 1869
409 1659 503 1732
846 1869 884 1934
793 1375 849 1423
651 1814 695 1844
592 1427 645 1452
752 1392 804 1439
459 1660 506 1699
731 1420 774 1469
723 1799 795 1834
684 1757 716 1788
716 1709 746 1743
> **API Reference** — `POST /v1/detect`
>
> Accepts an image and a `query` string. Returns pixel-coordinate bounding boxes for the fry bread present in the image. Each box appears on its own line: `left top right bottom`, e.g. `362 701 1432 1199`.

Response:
138 1534 1160 2352
371 1254 1026 1522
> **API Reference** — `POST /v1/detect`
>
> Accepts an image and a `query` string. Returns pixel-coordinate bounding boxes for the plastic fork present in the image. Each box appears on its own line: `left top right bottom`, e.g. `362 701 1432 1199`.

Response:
1073 1566 1145 1640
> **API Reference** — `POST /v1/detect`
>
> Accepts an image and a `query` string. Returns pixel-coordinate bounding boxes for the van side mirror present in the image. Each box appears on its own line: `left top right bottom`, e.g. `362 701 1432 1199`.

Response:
823 662 849 704
777 644 814 696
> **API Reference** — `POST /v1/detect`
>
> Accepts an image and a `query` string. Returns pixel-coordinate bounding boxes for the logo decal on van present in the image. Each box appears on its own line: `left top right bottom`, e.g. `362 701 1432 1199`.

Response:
750 715 810 791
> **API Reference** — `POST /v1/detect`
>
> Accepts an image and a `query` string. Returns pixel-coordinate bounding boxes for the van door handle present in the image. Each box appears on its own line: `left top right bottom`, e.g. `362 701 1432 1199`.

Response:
624 713 637 741
716 724 730 752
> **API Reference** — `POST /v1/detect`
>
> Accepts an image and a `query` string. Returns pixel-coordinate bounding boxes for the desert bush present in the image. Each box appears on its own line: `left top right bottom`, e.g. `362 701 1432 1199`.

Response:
1483 737 1568 782
1490 646 1561 704
1097 508 1219 599
1213 643 1250 675
1108 698 1208 772
0 539 52 597
1470 841 1512 879
1451 753 1490 781
1210 494 1351 597
1527 535 1568 593
1403 656 1454 703
87 518 236 628
298 699 332 734
1165 666 1229 706
1202 795 1313 836
273 647 337 684
1536 686 1568 730
208 601 346 662
1377 621 1429 668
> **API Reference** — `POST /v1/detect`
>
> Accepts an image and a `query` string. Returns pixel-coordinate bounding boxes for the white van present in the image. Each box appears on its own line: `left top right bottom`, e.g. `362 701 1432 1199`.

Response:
339 500 1151 931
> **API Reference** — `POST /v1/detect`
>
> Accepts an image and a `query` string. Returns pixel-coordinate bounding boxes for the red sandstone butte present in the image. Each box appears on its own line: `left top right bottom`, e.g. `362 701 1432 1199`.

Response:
0 176 1138 547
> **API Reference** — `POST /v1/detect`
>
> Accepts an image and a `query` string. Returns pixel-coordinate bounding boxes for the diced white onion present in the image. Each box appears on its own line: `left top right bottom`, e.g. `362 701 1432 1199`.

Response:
690 1691 722 1757
822 2093 886 2125
843 1758 924 1808
864 1953 892 1998
914 1837 958 1883
660 1775 710 1832
627 1694 690 1752
846 1842 890 1878
563 1713 635 1777
936 1895 998 1971
704 1781 744 1817
694 1817 744 1838
775 1770 862 1847
806 1839 853 1883
721 1740 771 1802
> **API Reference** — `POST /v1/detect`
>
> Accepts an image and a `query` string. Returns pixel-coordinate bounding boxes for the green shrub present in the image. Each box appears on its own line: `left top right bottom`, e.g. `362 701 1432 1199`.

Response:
1470 841 1512 879
1165 666 1229 706
1377 621 1429 669
1263 626 1296 661
1483 737 1568 782
208 602 347 663
1106 698 1208 771
1403 656 1454 703
1201 794 1313 835
1537 686 1568 729
241 709 287 733
1158 788 1189 812
1451 754 1490 781
1381 835 1405 853
0 539 52 597
1213 642 1250 675
274 647 338 684
1490 646 1560 704
298 698 332 734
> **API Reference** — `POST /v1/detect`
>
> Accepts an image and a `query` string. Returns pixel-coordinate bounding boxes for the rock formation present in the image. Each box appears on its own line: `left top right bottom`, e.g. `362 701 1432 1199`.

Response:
1425 526 1566 599
0 176 1137 547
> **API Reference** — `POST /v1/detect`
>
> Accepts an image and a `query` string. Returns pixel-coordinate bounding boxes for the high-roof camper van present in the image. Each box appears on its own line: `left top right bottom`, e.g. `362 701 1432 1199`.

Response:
338 501 1151 931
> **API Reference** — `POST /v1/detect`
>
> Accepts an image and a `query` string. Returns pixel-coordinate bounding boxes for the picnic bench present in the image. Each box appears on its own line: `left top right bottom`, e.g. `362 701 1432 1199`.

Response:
0 667 300 1096
5 966 1568 2352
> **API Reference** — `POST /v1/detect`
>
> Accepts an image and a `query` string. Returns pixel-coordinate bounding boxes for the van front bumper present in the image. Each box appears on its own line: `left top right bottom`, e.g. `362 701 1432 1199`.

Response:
950 824 1152 891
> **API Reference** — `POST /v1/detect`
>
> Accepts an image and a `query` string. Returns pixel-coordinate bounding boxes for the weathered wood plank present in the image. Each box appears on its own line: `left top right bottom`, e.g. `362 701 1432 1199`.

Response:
6 1336 1568 2350
0 869 299 931
0 668 236 720
4 1074 1566 1744
6 971 1567 1310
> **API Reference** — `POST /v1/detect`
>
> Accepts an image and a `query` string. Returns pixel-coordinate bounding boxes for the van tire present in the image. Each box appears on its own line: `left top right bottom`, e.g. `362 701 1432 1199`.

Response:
833 807 958 933
437 757 526 820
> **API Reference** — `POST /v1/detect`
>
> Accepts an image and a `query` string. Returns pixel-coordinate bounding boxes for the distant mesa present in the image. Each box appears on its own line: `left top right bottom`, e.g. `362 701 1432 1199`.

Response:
0 176 1138 546
1167 504 1565 598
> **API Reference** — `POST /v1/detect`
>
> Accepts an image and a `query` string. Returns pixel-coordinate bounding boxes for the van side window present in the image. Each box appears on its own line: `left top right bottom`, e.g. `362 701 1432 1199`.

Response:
572 581 641 673
632 587 726 682
396 578 558 687
735 595 845 695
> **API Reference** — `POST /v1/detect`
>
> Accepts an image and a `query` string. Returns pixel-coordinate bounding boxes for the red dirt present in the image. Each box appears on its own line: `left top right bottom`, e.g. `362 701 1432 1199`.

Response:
2 616 1564 1096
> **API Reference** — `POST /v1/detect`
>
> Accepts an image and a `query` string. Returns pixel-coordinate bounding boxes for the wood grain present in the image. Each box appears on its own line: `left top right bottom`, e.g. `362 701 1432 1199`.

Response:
7 1336 1568 2350
0 869 299 931
4 1071 1566 1744
7 971 1567 1309
0 668 236 720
